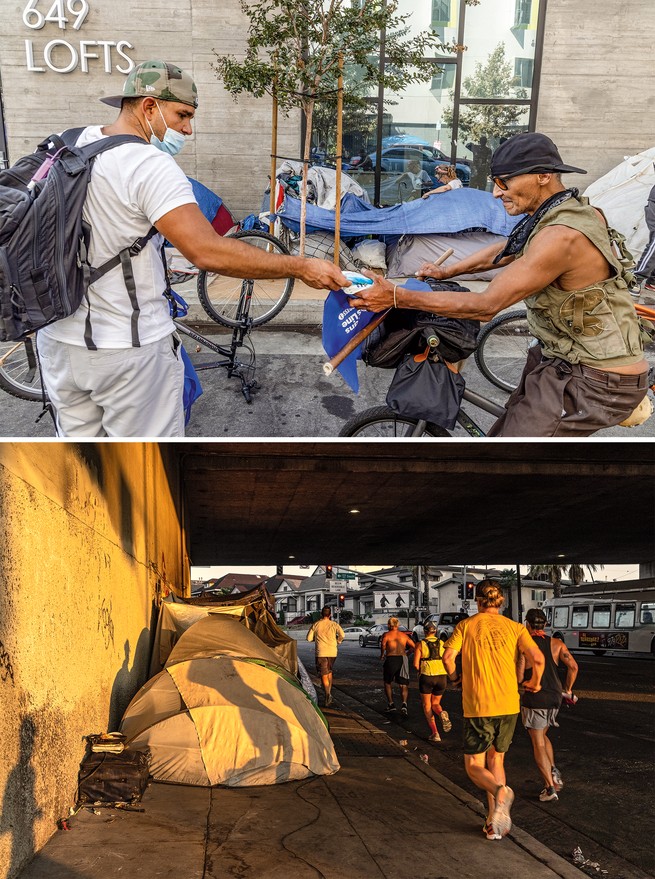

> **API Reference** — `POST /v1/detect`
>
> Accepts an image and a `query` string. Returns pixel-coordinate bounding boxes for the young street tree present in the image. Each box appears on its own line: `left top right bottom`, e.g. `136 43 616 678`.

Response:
213 0 455 252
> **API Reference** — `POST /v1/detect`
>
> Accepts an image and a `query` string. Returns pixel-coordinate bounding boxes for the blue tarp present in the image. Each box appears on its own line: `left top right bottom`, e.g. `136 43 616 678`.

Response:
189 178 223 223
277 189 522 238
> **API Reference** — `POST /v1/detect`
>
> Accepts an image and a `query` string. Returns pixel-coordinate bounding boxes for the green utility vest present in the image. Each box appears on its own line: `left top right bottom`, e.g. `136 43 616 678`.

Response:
521 197 644 366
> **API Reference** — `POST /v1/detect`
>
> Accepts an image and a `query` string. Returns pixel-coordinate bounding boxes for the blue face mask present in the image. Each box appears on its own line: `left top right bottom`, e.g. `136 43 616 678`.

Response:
148 102 186 156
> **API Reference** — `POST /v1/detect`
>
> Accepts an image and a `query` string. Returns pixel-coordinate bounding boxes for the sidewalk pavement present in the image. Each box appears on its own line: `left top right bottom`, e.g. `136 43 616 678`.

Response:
18 689 584 879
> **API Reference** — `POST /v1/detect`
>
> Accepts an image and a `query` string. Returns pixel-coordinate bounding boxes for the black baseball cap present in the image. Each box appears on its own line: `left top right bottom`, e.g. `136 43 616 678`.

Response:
525 607 547 627
490 132 586 178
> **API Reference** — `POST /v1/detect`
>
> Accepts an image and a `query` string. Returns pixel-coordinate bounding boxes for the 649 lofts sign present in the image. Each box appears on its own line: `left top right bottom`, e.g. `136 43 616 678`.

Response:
21 0 136 75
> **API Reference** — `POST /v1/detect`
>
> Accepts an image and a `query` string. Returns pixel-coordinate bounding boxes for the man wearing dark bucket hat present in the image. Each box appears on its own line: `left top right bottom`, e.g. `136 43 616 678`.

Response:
350 132 648 436
36 60 346 438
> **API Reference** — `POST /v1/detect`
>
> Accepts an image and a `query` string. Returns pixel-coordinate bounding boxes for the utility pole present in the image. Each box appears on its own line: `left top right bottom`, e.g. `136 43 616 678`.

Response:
515 564 523 621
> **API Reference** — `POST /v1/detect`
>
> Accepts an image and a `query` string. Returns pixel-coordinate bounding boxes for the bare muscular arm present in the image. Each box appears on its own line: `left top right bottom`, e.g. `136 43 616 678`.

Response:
156 203 347 291
552 638 579 692
350 224 613 321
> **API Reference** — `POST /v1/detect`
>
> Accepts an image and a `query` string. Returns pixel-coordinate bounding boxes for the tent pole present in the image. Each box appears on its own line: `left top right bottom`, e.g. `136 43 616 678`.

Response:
333 53 344 266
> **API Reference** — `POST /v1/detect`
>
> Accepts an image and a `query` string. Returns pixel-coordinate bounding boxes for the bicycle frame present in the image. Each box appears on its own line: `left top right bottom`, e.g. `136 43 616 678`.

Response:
173 318 259 403
387 388 506 437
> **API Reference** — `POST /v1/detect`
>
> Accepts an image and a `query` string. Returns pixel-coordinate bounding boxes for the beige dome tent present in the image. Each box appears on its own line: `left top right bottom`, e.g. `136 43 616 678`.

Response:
120 615 339 787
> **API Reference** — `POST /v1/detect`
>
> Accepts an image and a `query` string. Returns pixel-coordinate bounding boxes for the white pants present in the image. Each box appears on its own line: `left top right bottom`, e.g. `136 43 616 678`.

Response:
36 332 186 437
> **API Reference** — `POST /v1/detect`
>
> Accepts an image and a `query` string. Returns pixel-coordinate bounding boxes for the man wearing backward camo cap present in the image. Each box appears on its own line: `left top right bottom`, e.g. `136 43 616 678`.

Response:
37 60 347 438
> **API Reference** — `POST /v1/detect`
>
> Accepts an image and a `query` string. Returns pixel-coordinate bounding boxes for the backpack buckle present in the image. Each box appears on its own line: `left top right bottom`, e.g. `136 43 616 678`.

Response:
129 238 147 256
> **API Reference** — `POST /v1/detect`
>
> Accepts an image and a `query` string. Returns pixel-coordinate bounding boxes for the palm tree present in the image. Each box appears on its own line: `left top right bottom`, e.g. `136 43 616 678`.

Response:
528 564 604 598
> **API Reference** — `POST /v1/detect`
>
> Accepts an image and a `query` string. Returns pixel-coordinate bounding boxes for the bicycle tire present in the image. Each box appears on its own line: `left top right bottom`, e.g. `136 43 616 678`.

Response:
475 309 533 392
197 230 294 328
0 336 47 403
338 406 449 437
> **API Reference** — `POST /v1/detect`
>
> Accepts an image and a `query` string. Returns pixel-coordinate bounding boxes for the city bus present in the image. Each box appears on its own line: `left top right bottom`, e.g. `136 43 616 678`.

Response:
542 585 655 656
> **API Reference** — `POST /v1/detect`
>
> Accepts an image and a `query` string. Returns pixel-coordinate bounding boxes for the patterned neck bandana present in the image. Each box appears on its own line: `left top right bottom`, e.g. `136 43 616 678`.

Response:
493 188 579 264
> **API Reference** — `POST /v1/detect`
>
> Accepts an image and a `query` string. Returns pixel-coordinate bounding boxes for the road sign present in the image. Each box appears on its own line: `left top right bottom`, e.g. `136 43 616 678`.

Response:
324 579 342 593
336 572 356 580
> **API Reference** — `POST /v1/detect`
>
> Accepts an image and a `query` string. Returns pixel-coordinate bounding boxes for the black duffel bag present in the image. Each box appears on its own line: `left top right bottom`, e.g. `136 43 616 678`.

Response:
362 279 480 369
77 747 151 805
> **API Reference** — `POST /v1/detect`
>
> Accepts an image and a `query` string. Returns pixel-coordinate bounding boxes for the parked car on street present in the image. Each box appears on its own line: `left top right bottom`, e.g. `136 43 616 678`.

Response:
359 623 415 648
351 146 470 186
423 611 471 640
341 626 370 641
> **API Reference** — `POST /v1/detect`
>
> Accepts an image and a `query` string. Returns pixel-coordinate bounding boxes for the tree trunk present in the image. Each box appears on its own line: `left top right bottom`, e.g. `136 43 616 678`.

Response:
300 100 315 257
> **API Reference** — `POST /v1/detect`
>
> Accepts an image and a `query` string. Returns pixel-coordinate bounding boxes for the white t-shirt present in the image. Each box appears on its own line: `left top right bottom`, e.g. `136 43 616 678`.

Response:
447 178 463 190
41 126 196 348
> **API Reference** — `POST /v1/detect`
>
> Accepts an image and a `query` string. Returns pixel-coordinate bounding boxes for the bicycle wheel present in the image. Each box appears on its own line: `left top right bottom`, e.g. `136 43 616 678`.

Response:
475 309 533 392
338 406 449 437
197 230 294 328
0 336 46 402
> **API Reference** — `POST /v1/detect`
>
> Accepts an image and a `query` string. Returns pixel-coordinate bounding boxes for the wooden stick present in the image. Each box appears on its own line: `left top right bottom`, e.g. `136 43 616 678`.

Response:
322 247 455 376
333 54 344 266
269 75 278 236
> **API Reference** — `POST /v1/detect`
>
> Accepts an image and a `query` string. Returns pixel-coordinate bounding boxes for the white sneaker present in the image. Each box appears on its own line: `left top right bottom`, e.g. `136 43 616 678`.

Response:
551 766 564 790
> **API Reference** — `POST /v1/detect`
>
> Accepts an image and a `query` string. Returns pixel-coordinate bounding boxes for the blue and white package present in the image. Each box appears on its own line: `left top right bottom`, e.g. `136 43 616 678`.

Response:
342 270 374 296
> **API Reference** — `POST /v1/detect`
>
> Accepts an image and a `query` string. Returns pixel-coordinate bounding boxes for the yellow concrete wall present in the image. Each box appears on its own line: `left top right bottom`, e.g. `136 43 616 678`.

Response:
538 0 655 188
0 442 189 879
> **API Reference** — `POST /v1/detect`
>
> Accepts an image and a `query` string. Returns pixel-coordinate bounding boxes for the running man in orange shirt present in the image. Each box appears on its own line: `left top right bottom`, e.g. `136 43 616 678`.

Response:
443 580 545 840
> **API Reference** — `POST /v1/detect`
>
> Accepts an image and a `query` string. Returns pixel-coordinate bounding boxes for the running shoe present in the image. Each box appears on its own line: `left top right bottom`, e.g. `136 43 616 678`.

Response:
440 710 452 733
325 695 333 708
401 703 408 717
483 821 502 841
491 786 514 837
539 786 559 802
428 732 441 743
385 703 397 713
551 766 564 790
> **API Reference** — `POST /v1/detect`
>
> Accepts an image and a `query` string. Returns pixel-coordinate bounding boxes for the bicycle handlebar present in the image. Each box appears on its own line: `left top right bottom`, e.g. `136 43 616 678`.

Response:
323 247 455 376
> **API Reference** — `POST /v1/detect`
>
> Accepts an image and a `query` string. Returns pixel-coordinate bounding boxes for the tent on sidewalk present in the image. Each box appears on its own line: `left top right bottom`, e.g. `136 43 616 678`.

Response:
584 148 655 258
149 584 297 677
121 614 339 787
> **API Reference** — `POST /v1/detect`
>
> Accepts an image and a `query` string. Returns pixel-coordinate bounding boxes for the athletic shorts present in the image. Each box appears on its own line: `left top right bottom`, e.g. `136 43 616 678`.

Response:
521 706 560 730
462 714 518 755
383 655 410 685
418 673 447 696
316 656 336 675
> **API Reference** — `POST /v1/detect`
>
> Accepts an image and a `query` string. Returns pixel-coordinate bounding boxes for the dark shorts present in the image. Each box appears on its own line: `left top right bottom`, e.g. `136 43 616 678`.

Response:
488 344 648 437
418 673 447 695
462 714 518 755
316 656 336 676
383 655 410 685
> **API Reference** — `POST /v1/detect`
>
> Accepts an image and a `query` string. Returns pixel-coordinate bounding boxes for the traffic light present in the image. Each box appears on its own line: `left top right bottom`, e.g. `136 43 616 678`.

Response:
465 582 475 600
458 580 465 600
325 564 333 579
338 594 345 608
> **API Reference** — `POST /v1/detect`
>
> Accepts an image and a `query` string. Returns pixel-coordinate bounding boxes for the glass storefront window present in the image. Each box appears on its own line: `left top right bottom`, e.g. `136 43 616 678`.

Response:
317 0 544 205
461 0 540 99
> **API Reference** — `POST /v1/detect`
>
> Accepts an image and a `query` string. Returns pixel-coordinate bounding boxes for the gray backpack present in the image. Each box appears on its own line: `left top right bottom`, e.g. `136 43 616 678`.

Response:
0 128 155 346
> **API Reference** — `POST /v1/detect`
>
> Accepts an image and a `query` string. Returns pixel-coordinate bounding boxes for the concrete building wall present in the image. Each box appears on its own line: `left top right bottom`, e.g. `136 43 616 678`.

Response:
0 443 189 879
537 0 655 189
0 0 299 218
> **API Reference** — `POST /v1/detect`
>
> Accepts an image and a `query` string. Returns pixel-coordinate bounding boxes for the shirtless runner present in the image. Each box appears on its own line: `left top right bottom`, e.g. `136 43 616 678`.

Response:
380 617 416 716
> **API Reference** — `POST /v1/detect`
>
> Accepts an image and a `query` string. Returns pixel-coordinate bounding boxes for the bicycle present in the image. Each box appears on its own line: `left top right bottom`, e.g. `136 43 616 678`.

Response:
338 384 506 437
475 302 655 393
0 229 294 406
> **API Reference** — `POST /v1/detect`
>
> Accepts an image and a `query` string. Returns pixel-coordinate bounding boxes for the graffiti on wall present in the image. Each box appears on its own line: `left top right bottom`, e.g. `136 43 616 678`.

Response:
98 597 115 649
0 639 15 683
